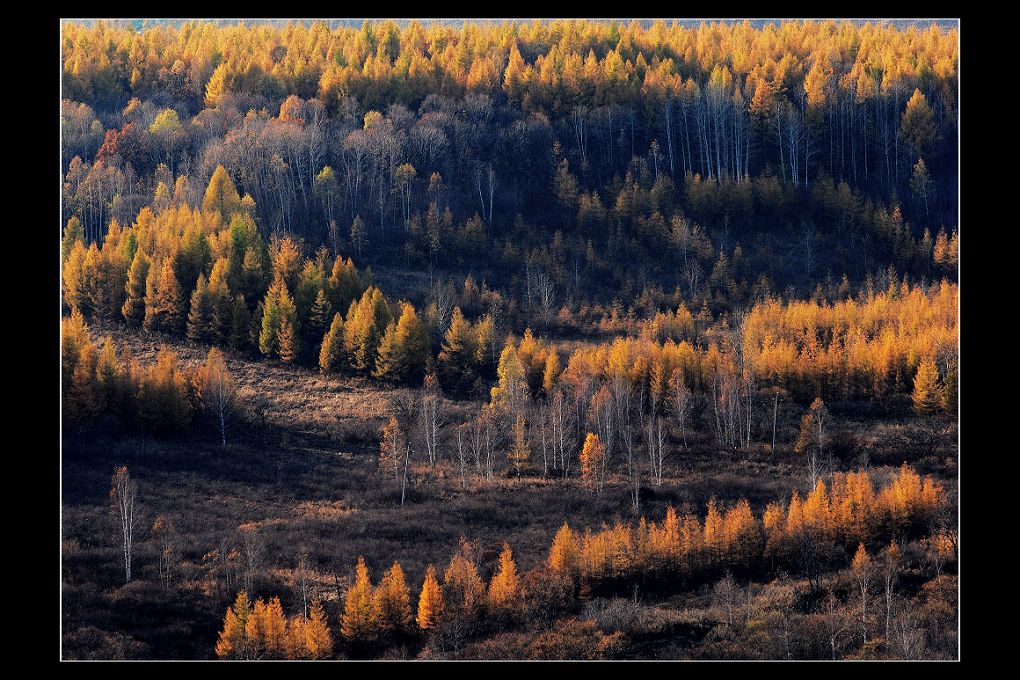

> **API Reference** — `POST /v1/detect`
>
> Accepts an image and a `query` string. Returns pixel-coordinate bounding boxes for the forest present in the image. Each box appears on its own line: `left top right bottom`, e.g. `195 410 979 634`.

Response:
61 18 958 661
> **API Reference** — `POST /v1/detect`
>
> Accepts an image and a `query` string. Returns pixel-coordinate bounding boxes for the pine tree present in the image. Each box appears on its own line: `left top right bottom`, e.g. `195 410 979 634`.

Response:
344 287 391 374
207 258 233 343
144 258 184 335
548 522 581 581
490 340 527 414
374 302 430 384
580 432 605 494
912 355 940 414
216 591 252 659
203 164 242 220
229 295 250 352
487 543 521 613
940 359 958 414
508 413 530 475
304 288 332 361
341 556 379 644
374 562 413 636
416 565 445 632
443 551 486 621
121 247 149 326
319 312 346 373
438 307 478 394
304 598 334 659
277 284 300 363
187 274 214 343
62 216 85 264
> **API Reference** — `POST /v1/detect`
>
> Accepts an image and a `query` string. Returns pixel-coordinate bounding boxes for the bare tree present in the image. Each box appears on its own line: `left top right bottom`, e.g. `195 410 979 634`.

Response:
196 348 238 447
152 514 177 589
295 553 313 619
821 592 851 659
646 415 667 485
417 374 443 467
239 524 265 595
110 466 138 583
669 369 692 452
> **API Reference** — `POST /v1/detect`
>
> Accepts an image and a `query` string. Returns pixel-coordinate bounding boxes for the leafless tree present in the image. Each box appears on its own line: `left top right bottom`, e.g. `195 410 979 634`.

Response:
239 524 265 595
417 375 443 467
713 571 740 626
295 553 313 619
152 514 177 589
198 349 238 447
669 369 692 452
646 415 668 485
821 592 851 659
110 466 138 583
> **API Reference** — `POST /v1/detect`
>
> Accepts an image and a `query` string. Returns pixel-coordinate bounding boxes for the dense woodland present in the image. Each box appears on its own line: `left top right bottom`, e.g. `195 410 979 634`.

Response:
61 19 958 661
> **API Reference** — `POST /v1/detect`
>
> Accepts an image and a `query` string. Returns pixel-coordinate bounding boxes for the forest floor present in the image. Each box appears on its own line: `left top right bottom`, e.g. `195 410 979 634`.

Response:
61 323 958 659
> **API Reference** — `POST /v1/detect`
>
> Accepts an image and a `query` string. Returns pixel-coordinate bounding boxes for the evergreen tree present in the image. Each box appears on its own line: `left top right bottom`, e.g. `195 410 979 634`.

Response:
912 355 940 415
203 164 242 220
319 312 346 373
374 562 413 636
121 247 149 326
438 306 479 394
144 258 184 335
341 556 379 644
374 302 430 384
186 273 215 343
416 565 445 632
229 295 251 352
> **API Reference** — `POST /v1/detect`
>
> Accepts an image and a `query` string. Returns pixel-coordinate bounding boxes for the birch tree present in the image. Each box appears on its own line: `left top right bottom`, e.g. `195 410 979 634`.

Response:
195 348 238 447
110 466 138 583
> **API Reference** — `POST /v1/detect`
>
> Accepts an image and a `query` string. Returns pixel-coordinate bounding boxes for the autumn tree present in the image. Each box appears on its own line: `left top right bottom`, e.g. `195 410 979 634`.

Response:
143 258 184 335
319 312 346 373
851 542 872 645
203 165 242 221
416 565 445 632
121 248 149 326
374 301 431 384
341 556 380 644
508 413 530 475
580 432 606 494
795 398 829 488
216 591 253 659
488 543 522 615
374 561 414 637
912 355 940 415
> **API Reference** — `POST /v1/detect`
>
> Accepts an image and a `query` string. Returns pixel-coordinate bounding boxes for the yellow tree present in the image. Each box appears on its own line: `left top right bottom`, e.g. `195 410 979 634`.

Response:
548 522 581 581
851 543 872 645
203 164 242 220
912 355 940 414
487 543 522 614
341 556 379 644
215 591 252 659
508 413 530 475
579 432 605 494
319 312 346 373
443 548 486 622
374 561 413 636
416 565 445 632
304 598 334 659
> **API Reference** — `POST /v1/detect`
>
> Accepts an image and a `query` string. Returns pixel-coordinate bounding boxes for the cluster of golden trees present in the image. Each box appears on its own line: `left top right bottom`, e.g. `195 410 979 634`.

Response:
62 311 238 438
547 464 944 588
63 20 956 120
214 463 947 658
217 541 525 657
215 592 333 660
538 278 959 405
